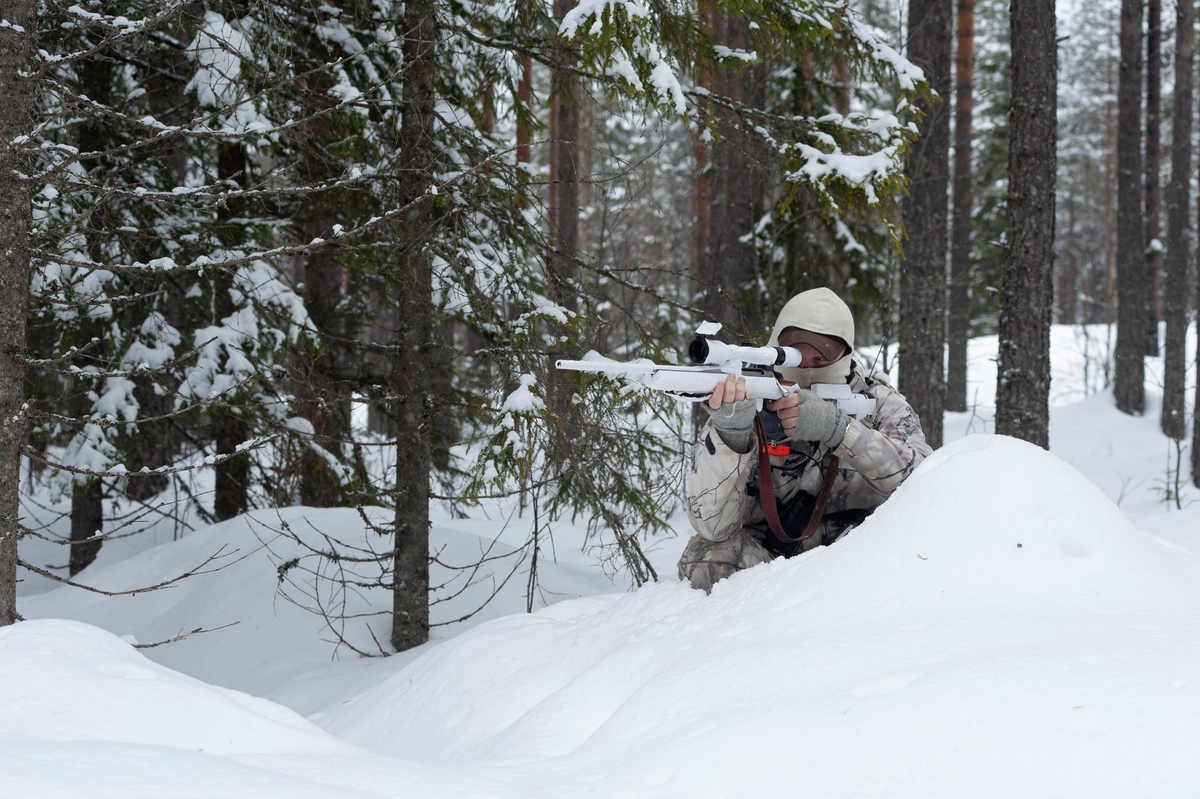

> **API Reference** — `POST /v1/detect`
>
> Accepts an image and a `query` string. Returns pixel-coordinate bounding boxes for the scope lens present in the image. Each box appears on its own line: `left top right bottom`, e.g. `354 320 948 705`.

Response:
687 337 710 364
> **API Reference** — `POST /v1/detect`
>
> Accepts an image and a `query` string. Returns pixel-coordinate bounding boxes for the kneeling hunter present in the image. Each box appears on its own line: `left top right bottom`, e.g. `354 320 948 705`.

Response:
678 288 933 592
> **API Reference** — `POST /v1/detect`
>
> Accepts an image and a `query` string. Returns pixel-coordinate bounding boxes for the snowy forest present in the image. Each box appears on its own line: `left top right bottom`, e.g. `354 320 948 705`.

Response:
1 0 1200 795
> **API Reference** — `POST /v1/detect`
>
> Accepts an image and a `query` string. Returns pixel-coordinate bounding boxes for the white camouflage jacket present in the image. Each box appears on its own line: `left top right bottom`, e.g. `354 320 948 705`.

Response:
685 362 933 551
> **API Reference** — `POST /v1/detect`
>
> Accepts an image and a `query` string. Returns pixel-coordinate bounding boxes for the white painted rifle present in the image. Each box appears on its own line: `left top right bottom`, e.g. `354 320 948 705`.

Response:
555 321 877 419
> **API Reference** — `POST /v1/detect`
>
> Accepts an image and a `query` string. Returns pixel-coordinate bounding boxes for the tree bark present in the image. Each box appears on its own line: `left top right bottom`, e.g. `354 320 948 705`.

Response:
1143 0 1162 355
548 0 580 313
1194 276 1200 486
0 0 36 626
1161 0 1192 441
996 0 1056 449
516 0 532 167
1114 0 1145 415
69 479 103 576
694 1 713 329
1104 40 1118 324
391 0 437 652
900 0 952 449
1058 193 1079 323
947 0 975 413
213 143 250 521
694 6 765 339
517 53 532 166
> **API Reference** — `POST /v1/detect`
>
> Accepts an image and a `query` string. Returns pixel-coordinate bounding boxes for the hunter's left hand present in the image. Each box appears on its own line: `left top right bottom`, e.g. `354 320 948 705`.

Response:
769 389 851 448
764 392 800 436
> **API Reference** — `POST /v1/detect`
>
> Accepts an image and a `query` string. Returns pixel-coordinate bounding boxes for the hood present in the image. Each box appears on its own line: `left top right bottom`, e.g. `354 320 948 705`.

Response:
767 288 855 387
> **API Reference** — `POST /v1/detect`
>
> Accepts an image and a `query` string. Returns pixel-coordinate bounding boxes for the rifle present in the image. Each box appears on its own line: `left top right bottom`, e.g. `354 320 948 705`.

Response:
555 321 877 419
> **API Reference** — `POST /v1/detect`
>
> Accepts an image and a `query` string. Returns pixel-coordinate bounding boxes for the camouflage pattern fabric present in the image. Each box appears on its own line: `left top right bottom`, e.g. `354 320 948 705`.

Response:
679 361 932 592
676 529 774 593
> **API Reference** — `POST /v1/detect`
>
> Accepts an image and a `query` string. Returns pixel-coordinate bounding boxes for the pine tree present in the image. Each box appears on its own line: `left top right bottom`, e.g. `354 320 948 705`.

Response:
694 5 766 338
1143 0 1163 357
899 0 953 449
1161 0 1192 441
1114 0 1146 414
994 0 1056 448
389 0 438 652
947 0 975 413
0 0 37 626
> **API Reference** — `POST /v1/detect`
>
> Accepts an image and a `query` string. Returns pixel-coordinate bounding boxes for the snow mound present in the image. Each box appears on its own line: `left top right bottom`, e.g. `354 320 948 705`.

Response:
0 619 343 756
21 506 613 706
0 620 502 798
322 436 1200 797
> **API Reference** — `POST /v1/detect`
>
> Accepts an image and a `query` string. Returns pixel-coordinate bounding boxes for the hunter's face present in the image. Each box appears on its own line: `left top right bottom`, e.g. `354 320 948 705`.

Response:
779 327 847 368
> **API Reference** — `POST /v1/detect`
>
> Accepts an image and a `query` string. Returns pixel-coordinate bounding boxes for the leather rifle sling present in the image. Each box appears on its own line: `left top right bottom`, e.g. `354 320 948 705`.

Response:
755 413 840 546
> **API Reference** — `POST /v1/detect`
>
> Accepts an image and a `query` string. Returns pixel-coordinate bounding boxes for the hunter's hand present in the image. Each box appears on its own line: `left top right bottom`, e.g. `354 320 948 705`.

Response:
703 376 757 455
773 388 850 448
707 374 753 410
764 392 800 436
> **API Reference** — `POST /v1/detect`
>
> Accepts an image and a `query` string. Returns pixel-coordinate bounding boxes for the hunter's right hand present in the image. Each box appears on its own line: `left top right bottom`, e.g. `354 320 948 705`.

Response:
704 375 757 455
707 374 753 409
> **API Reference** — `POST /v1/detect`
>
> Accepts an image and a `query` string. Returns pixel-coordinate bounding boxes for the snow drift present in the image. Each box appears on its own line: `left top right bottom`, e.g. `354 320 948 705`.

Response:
21 506 615 707
0 620 518 798
0 619 342 756
321 435 1200 797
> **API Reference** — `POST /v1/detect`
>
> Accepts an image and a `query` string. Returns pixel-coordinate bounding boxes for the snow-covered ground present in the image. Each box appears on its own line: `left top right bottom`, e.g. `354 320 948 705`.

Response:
6 325 1200 797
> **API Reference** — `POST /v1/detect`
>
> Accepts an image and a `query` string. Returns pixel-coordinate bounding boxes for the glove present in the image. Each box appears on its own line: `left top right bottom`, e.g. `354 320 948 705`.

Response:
704 396 757 454
789 388 850 449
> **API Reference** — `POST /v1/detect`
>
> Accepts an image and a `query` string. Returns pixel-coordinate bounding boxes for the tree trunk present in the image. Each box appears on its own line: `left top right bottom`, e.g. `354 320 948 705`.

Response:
1161 0 1192 441
947 0 975 413
295 247 348 509
69 479 104 576
1194 284 1200 486
516 0 532 167
899 0 952 449
1114 0 1145 415
0 0 36 626
1143 0 1162 356
1104 39 1118 324
695 7 765 339
694 1 713 325
391 0 437 652
213 143 250 521
517 53 532 166
995 0 1057 449
1058 193 1079 323
548 0 580 313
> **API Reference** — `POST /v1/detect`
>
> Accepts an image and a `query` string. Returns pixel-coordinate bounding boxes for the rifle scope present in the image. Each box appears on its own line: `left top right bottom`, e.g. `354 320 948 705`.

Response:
688 336 805 369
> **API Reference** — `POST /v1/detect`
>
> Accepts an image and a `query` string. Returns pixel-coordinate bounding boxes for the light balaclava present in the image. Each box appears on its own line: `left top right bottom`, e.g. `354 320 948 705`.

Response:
767 287 855 388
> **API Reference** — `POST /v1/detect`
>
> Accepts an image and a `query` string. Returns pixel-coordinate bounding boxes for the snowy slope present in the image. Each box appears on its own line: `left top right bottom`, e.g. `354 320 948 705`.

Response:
0 620 515 799
9 437 1199 798
938 323 1200 516
20 506 618 708
319 436 1200 797
8 325 1200 797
